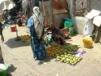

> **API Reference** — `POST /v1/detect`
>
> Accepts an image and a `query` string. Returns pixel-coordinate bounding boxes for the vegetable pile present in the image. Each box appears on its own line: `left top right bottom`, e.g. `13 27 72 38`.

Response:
46 43 82 65
20 35 31 42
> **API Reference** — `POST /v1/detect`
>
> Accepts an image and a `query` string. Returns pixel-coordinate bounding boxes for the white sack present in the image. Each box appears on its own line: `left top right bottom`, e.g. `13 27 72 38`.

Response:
85 9 101 19
83 20 94 36
93 16 101 27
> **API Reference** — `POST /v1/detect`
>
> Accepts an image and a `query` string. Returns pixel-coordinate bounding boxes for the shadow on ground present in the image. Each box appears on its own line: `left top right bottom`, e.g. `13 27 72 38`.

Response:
38 57 54 65
8 64 17 76
5 38 30 48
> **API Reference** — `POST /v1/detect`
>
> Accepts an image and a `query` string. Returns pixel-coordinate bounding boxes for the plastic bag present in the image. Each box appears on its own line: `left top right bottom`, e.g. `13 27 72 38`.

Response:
64 18 74 28
83 20 94 36
83 36 93 48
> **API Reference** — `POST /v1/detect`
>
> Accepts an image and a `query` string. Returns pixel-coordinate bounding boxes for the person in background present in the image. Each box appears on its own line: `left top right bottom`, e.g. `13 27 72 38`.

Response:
17 11 23 27
27 6 46 60
51 26 65 45
0 22 4 42
22 14 27 25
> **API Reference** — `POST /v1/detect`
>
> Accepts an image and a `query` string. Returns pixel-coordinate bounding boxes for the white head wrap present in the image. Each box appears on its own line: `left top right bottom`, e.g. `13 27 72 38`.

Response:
33 6 40 17
32 6 44 39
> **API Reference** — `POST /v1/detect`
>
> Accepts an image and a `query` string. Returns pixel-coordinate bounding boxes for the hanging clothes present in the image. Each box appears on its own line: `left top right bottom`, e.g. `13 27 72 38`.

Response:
27 7 46 60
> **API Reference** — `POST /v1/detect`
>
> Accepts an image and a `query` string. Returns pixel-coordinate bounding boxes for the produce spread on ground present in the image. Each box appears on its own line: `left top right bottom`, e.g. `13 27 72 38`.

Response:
17 34 83 65
20 35 31 42
46 43 82 65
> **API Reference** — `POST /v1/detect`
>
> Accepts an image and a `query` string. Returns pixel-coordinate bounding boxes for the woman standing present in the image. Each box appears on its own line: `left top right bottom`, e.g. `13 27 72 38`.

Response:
27 6 46 60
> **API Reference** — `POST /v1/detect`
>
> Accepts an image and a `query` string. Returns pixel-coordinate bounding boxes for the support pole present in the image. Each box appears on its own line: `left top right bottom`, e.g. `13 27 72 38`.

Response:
35 0 39 6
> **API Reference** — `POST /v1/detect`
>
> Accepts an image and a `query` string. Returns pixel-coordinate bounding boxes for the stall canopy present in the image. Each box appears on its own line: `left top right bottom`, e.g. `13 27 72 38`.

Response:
0 0 7 4
0 0 15 13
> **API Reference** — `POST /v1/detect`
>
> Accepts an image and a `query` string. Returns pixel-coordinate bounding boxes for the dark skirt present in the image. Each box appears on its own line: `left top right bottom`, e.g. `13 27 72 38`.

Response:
30 25 46 60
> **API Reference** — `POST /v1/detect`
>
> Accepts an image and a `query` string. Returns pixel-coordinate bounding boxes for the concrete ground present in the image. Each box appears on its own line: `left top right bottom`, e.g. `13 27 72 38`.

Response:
0 26 101 76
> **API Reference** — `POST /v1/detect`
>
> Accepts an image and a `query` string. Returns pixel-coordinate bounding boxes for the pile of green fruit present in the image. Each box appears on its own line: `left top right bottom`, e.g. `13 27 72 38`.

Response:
62 44 79 54
46 43 79 58
56 53 82 65
46 43 82 65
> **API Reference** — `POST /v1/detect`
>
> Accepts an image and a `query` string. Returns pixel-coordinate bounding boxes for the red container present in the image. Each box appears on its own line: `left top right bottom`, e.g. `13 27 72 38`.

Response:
11 26 17 32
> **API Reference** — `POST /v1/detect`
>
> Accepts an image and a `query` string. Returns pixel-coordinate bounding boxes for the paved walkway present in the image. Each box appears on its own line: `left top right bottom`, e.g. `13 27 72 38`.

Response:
1 26 101 76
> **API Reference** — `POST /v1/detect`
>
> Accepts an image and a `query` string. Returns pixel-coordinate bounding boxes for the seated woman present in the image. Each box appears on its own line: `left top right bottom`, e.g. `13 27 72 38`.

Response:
51 26 66 45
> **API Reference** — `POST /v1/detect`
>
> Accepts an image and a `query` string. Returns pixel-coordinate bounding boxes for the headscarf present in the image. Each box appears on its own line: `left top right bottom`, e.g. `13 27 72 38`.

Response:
32 6 44 39
33 7 40 18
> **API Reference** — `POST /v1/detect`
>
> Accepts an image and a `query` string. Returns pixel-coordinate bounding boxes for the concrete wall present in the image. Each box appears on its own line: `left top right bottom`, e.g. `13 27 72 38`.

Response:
90 0 101 11
54 13 68 26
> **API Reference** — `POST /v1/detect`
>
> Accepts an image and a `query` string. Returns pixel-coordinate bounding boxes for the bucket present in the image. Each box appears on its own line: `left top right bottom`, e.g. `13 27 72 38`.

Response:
0 64 8 76
0 70 8 76
11 26 17 32
83 36 93 48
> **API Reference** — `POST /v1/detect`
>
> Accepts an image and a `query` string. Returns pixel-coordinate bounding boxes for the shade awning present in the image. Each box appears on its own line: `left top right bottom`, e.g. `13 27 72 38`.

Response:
0 0 15 12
